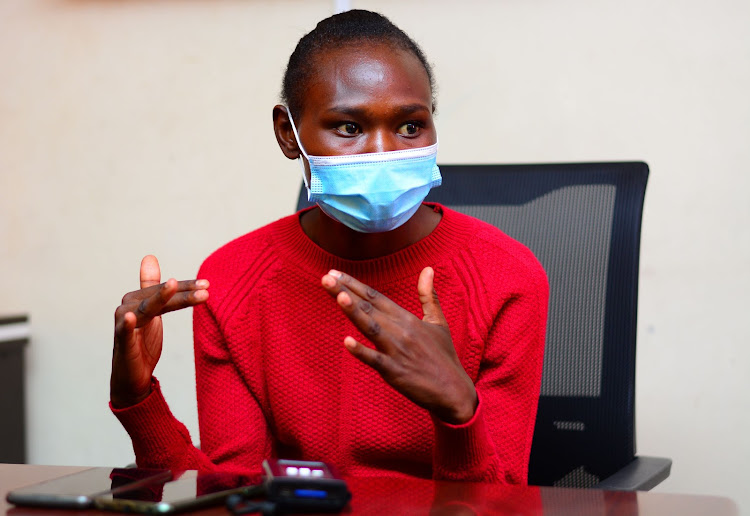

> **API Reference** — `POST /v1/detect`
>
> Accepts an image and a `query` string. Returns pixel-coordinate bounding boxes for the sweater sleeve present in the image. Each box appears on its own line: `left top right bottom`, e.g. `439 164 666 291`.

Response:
111 378 222 472
431 265 549 484
111 300 272 475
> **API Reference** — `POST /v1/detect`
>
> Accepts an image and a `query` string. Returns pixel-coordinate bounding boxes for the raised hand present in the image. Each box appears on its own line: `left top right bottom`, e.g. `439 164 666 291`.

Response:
110 255 209 408
321 267 477 424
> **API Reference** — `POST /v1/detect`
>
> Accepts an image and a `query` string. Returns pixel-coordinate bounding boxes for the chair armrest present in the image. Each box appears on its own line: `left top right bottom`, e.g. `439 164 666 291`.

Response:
594 456 672 491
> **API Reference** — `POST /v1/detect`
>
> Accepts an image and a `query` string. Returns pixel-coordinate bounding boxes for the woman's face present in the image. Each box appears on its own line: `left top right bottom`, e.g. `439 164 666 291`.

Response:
294 43 436 157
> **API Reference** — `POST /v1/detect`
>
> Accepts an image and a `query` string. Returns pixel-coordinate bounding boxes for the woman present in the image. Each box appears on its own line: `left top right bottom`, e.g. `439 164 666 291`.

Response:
111 10 548 484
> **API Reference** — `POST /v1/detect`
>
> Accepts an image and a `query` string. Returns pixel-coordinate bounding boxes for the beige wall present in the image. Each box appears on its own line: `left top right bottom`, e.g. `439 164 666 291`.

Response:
1 0 748 511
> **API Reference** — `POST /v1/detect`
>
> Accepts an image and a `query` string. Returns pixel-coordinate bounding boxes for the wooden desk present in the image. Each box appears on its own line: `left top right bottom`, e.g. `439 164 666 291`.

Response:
1 464 738 516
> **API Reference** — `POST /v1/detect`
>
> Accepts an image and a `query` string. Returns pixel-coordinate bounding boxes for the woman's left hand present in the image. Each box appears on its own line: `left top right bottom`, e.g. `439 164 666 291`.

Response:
321 267 477 424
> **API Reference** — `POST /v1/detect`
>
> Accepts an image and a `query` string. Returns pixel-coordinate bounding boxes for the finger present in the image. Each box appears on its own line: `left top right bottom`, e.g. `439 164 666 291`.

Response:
418 267 448 327
140 255 161 289
114 311 137 350
335 290 393 348
343 336 390 374
159 288 210 315
322 269 398 313
322 272 406 352
132 278 179 325
123 279 210 304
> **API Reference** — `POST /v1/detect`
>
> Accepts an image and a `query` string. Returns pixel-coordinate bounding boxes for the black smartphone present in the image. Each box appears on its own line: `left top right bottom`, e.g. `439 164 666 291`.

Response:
6 467 172 509
94 470 261 514
262 459 350 513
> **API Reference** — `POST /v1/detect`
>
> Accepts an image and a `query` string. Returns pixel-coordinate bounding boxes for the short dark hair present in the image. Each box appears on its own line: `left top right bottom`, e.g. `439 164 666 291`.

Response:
282 9 435 120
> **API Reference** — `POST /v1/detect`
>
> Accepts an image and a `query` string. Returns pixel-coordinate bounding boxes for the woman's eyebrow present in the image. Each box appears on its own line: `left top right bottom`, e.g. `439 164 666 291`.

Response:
325 103 431 117
391 103 431 116
325 105 368 117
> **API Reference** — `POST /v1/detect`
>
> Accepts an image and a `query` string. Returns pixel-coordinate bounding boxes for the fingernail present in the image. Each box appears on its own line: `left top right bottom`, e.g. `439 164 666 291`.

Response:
328 269 342 278
344 337 356 351
322 275 336 287
196 279 209 289
338 292 352 307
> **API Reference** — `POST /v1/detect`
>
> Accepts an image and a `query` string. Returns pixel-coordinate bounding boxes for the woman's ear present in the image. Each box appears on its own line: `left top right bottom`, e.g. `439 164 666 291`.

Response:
273 105 301 160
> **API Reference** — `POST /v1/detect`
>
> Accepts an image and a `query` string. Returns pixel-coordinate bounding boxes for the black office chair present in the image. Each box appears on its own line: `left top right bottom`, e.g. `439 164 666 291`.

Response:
295 161 671 490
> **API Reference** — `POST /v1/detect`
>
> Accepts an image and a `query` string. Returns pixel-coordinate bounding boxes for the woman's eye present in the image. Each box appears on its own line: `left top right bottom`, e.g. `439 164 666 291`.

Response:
336 123 360 135
397 123 420 136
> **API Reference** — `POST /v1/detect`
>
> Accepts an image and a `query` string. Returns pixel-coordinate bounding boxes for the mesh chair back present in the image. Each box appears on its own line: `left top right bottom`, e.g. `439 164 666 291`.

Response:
295 162 649 487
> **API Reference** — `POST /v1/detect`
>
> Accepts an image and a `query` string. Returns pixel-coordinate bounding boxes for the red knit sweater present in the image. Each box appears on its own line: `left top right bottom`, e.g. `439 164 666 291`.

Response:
113 204 548 484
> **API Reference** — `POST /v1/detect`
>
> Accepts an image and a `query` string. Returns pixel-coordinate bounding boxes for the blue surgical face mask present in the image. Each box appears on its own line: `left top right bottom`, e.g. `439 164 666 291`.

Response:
287 110 442 233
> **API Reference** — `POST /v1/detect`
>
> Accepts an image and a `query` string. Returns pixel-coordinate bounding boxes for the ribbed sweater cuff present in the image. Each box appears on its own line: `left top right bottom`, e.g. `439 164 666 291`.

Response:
431 390 496 481
110 378 194 466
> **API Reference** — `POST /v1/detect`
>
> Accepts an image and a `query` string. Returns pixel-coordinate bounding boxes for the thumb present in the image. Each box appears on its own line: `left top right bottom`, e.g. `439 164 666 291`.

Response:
140 255 161 289
418 267 447 327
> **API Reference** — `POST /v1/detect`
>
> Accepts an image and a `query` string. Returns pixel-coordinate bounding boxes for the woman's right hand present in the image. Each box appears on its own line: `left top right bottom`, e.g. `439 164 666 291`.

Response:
110 255 209 408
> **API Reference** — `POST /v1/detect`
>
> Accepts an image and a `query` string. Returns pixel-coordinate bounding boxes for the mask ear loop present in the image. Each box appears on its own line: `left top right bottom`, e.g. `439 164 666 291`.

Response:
285 107 312 193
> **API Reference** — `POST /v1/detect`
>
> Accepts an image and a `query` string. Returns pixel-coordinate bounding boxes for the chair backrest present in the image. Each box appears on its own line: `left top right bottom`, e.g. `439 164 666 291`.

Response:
295 162 649 488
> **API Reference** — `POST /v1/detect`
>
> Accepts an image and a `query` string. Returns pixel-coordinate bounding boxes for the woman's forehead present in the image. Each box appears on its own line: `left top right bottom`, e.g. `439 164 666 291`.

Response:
303 44 433 115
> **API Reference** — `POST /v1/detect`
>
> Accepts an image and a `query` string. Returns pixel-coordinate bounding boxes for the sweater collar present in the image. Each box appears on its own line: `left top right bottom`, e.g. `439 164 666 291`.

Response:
269 203 475 286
